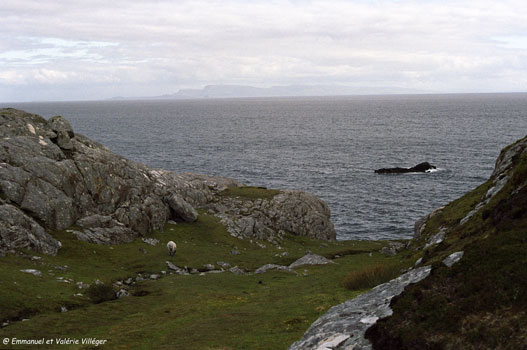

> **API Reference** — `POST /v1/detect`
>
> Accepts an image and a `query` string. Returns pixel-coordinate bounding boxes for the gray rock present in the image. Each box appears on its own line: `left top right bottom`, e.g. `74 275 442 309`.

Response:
217 261 231 268
166 261 179 271
56 130 73 150
142 238 159 246
48 115 74 138
424 228 446 248
76 281 89 289
149 274 160 280
0 204 61 255
380 241 405 256
166 261 189 275
442 251 464 267
231 250 240 255
289 253 335 269
116 289 129 298
76 215 113 228
202 264 216 271
255 264 296 274
229 266 245 275
60 306 68 313
289 266 432 350
20 269 42 277
167 193 198 222
414 206 444 239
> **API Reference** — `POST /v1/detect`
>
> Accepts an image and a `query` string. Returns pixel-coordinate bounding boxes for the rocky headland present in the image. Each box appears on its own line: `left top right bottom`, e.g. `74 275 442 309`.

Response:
290 135 527 349
0 108 335 257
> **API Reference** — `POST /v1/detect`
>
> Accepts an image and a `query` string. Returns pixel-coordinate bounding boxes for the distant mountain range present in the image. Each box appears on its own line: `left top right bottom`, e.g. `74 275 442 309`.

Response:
111 84 429 100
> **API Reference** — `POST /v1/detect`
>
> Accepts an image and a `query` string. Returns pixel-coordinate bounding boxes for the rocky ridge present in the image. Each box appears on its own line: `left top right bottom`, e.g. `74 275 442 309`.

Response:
0 109 335 256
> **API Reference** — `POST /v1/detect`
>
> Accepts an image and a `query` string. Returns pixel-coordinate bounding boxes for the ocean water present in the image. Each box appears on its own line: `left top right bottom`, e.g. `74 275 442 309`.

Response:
7 93 527 240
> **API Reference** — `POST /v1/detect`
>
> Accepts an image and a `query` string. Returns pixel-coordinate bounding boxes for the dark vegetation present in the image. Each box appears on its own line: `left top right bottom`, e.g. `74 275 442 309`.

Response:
343 262 404 291
86 283 117 304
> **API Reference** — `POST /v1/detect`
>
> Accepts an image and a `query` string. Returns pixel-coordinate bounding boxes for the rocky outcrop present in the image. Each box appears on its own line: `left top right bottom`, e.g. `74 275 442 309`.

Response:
289 266 432 350
374 162 436 174
413 206 444 239
208 191 336 241
0 108 336 255
0 203 61 255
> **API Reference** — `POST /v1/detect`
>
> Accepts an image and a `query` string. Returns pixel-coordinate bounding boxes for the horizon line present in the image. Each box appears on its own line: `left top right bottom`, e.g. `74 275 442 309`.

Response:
2 90 527 105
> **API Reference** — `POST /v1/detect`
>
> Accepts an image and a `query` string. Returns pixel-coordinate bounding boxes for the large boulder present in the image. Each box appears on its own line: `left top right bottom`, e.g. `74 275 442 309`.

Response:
0 203 62 255
167 193 198 222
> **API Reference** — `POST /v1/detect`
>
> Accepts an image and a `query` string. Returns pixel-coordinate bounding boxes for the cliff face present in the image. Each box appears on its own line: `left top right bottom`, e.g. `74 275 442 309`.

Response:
365 135 527 349
0 108 335 256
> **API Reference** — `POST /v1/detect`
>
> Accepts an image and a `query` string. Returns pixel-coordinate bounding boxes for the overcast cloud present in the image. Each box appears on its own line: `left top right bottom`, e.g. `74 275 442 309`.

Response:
1 0 527 101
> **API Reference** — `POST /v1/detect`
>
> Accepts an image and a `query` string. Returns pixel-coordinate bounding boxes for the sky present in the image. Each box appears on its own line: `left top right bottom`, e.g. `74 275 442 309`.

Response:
1 0 527 102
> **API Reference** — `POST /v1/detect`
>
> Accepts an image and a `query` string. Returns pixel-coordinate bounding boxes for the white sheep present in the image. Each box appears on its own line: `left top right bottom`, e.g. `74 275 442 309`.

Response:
167 241 177 256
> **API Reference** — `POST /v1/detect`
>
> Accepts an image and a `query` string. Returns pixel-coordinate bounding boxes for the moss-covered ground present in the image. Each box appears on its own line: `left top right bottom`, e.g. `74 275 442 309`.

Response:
0 211 410 349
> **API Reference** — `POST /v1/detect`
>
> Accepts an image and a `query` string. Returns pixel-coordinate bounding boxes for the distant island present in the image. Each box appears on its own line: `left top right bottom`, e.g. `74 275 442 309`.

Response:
110 84 430 100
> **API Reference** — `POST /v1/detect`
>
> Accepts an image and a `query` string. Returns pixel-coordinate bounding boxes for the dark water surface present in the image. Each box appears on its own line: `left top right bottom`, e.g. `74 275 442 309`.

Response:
7 93 527 240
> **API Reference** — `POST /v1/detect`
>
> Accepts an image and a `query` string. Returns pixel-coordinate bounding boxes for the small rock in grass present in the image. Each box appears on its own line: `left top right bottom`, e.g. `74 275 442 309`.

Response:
202 264 216 271
142 238 159 246
20 269 42 277
229 266 245 275
442 251 464 267
217 261 231 268
116 289 129 298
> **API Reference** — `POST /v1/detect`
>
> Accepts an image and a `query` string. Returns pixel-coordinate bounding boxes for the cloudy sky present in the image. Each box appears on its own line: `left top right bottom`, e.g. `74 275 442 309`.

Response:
1 0 527 102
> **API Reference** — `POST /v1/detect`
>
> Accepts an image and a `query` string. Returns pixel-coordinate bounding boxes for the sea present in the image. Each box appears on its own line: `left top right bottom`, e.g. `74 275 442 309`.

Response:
6 93 527 240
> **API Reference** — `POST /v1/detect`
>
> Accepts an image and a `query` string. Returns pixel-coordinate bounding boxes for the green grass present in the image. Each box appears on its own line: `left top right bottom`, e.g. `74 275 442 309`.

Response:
0 212 407 350
219 186 281 200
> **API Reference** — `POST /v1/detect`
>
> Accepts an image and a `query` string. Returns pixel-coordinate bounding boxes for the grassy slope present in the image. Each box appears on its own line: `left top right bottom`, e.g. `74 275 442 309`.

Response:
366 144 527 350
0 204 409 349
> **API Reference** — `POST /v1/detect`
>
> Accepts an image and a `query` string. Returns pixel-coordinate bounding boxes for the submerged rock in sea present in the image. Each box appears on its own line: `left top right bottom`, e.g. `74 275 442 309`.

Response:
374 162 436 174
0 108 336 255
